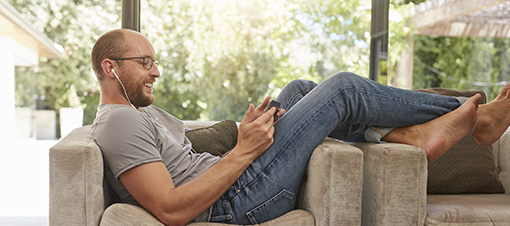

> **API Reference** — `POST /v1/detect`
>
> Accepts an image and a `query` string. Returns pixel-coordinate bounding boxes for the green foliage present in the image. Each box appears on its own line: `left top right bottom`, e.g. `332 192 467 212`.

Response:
143 0 304 121
387 3 414 80
413 36 510 100
16 0 508 126
10 0 120 125
11 0 375 124
141 0 374 121
291 0 372 77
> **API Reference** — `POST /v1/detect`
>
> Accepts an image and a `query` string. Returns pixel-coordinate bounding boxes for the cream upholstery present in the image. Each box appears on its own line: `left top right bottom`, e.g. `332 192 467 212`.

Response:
49 122 364 226
354 130 510 226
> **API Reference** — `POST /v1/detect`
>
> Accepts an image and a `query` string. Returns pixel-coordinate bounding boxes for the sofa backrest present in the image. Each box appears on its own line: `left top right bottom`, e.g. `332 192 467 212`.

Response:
50 125 106 226
494 129 510 194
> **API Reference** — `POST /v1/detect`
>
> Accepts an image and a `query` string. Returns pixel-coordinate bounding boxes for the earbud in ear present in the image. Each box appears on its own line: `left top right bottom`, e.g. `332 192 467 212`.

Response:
111 69 119 78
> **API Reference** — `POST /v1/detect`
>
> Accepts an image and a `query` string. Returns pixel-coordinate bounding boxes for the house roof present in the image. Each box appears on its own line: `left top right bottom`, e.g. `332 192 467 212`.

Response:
409 0 510 38
0 0 61 58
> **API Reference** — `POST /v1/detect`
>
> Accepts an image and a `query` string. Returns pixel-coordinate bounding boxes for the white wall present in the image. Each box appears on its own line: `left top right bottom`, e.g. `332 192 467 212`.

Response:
0 36 39 141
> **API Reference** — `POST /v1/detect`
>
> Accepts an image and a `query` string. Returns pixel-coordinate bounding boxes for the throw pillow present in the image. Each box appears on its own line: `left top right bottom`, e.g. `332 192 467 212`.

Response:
185 120 238 156
427 136 505 193
416 88 505 194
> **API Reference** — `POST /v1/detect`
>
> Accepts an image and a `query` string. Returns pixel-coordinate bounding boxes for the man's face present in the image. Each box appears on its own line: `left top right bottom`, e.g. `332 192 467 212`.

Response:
115 32 160 108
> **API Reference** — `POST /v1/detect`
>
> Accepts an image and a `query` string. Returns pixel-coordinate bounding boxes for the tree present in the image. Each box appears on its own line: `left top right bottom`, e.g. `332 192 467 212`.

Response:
142 0 329 121
289 0 372 78
413 36 510 100
10 0 120 128
12 0 375 124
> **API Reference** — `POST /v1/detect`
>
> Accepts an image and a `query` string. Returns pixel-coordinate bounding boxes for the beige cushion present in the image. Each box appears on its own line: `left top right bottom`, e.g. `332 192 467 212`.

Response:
299 138 363 225
426 194 510 225
354 142 428 226
50 126 105 226
100 203 314 226
427 137 505 194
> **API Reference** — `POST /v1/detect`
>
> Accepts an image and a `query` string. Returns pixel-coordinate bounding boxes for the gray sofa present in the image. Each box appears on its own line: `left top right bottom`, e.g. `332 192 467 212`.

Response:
354 130 510 225
49 121 364 226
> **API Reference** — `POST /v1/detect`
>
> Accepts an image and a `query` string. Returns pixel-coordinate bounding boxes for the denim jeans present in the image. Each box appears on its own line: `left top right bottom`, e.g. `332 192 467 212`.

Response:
209 72 461 224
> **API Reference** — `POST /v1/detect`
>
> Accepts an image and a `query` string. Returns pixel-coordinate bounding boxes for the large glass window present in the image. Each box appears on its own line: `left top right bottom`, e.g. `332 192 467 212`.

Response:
406 0 510 101
141 0 373 121
11 0 382 126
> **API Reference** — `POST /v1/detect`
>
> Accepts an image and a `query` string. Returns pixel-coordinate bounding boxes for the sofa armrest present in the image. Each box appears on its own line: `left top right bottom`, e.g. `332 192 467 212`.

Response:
100 203 164 226
50 125 105 226
298 138 363 226
353 142 427 226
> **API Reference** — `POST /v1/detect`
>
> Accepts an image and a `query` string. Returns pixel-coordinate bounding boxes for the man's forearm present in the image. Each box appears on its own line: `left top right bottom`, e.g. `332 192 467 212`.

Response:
122 107 276 226
131 146 254 226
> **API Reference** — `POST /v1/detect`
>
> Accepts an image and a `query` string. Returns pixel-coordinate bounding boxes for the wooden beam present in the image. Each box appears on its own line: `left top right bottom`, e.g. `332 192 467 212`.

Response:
409 0 509 30
0 0 61 58
416 21 510 38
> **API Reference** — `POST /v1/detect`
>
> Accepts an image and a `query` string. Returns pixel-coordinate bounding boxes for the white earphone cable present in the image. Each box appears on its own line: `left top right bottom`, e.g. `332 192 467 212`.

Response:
112 69 136 109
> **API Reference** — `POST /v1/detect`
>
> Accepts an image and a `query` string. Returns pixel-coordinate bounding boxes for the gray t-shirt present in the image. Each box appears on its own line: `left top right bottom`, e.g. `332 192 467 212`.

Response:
91 104 220 222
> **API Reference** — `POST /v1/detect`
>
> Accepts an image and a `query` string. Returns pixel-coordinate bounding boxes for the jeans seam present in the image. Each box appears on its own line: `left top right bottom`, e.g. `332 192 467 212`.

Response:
242 95 338 193
287 90 311 109
358 88 458 111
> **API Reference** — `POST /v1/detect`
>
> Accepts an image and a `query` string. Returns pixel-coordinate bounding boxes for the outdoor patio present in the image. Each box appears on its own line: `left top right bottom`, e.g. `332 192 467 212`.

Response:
0 138 57 226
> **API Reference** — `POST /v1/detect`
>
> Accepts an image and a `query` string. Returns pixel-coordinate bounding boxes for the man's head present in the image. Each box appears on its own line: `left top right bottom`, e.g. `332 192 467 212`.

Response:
91 29 160 108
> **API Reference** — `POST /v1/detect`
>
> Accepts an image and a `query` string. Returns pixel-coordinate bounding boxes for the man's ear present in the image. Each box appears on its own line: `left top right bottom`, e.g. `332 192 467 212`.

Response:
101 59 116 79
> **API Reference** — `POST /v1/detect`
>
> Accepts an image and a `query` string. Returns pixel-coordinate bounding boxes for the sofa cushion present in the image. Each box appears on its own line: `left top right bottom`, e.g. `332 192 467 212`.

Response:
185 120 238 156
427 137 505 194
426 194 510 225
416 88 505 194
100 203 315 226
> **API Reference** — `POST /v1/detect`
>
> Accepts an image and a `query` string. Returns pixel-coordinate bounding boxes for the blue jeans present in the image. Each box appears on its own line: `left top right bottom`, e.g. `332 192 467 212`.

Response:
209 72 461 224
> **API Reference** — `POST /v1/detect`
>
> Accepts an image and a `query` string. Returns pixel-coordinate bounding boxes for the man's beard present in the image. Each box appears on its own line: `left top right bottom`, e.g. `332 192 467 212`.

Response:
119 73 154 108
128 85 153 108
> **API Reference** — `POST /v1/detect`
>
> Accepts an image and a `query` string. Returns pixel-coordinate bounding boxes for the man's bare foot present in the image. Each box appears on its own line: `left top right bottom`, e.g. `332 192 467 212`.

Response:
473 84 510 146
383 94 481 161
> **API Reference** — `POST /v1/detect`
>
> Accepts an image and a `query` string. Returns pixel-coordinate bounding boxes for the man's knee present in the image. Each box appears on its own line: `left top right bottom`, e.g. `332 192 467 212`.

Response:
283 79 317 93
331 71 364 82
324 71 370 89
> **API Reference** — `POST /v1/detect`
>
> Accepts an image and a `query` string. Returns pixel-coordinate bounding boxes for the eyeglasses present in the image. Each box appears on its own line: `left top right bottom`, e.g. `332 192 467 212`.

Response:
111 57 159 70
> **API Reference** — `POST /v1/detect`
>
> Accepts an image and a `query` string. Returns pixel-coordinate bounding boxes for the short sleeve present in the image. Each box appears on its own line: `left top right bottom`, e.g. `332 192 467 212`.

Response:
92 107 163 179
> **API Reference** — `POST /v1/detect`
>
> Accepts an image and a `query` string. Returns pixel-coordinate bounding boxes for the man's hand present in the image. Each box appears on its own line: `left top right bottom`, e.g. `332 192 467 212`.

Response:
232 103 276 161
119 98 286 226
231 97 286 161
253 96 286 122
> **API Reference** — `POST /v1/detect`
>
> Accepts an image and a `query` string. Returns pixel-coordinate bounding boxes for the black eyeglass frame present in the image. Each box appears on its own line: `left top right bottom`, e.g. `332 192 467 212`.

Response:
111 57 159 70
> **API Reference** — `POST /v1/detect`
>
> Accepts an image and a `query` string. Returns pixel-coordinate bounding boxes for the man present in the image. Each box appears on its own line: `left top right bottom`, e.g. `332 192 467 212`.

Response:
91 29 510 225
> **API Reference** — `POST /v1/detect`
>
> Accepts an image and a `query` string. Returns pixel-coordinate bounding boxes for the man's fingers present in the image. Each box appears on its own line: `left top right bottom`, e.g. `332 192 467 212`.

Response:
256 107 277 124
276 109 286 118
256 96 271 112
241 103 256 125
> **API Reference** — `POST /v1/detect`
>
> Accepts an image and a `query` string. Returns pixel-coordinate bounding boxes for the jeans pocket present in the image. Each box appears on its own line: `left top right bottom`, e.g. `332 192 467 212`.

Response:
246 189 296 224
210 200 236 224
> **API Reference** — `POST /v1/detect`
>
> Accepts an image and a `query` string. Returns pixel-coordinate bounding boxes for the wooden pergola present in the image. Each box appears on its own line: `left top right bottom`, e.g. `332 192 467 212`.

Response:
410 0 510 38
392 0 510 89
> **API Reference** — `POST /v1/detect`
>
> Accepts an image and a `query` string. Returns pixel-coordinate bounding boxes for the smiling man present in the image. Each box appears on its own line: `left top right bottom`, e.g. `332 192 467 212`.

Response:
90 29 510 225
91 29 159 108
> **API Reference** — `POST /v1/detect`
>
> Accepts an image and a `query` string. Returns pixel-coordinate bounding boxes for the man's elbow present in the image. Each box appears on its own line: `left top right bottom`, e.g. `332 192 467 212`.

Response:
154 209 192 226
